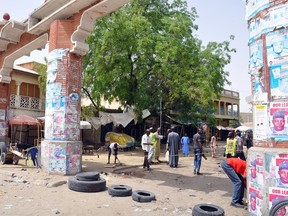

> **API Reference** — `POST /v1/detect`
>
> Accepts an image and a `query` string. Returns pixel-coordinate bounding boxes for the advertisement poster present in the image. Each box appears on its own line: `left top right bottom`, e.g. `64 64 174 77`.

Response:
248 17 262 43
269 187 288 212
254 105 268 140
275 157 288 188
0 121 8 136
265 153 277 180
269 102 288 140
263 4 288 34
266 29 288 67
249 182 263 216
0 109 5 121
270 64 288 98
249 40 263 74
246 0 270 20
53 111 65 137
249 155 264 185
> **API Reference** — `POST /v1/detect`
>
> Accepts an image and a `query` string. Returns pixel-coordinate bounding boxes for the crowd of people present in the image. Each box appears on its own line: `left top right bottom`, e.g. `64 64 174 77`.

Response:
109 126 253 210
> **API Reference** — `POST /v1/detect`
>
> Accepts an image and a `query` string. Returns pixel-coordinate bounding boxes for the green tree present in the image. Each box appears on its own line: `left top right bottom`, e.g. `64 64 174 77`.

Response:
33 59 47 97
83 0 235 123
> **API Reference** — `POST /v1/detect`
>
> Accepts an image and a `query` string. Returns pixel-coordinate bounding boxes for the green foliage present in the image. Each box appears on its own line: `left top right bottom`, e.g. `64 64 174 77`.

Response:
83 0 235 122
33 58 47 97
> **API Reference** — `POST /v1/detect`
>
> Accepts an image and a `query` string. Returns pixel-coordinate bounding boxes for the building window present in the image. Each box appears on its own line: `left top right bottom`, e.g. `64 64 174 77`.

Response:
20 83 40 98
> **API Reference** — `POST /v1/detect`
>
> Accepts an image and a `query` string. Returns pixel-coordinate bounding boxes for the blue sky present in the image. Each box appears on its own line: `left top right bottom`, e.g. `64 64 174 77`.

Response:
0 0 251 112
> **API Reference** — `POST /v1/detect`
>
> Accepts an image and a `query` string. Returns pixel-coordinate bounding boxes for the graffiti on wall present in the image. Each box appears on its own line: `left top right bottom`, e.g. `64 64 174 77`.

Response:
0 121 7 136
44 49 81 141
42 141 81 174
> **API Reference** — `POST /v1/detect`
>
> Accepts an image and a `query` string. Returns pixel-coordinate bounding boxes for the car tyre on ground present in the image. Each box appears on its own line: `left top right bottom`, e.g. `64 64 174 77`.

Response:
0 142 12 165
269 199 288 216
192 203 225 216
132 190 156 202
68 176 106 192
75 171 100 181
108 185 132 197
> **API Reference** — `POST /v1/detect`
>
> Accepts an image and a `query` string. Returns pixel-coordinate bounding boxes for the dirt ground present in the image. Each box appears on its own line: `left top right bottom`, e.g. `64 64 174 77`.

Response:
0 142 248 216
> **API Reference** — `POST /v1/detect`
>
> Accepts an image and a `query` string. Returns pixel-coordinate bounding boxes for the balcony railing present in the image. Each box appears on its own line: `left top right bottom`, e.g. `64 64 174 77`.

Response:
10 94 44 111
221 89 239 99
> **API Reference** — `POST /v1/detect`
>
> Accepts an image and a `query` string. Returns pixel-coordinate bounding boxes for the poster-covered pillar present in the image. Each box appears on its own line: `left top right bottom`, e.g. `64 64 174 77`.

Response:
245 1 288 215
41 20 83 175
0 83 10 144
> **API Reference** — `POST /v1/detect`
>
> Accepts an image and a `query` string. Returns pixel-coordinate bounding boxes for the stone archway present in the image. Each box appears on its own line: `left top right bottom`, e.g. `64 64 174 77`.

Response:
0 0 130 175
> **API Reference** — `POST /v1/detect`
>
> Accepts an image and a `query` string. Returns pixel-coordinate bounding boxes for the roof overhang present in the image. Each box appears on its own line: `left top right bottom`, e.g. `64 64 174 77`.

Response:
0 0 130 83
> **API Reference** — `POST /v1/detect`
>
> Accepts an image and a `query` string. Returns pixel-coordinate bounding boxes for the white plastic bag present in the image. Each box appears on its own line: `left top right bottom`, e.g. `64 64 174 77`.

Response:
165 150 169 162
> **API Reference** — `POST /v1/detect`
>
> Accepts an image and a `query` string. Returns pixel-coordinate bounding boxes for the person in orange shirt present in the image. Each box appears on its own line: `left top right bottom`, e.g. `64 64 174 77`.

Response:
221 157 246 208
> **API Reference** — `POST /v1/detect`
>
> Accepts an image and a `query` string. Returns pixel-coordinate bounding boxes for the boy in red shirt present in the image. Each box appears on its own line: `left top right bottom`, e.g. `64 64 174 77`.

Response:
221 158 246 208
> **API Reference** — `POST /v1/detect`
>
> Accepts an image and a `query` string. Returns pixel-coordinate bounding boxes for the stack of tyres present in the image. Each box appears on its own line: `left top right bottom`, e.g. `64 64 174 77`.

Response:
68 171 106 192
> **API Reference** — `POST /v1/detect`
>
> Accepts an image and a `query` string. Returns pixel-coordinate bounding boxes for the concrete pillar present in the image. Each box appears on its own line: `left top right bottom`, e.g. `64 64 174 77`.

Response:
15 81 21 96
41 20 83 175
0 83 9 143
245 1 288 215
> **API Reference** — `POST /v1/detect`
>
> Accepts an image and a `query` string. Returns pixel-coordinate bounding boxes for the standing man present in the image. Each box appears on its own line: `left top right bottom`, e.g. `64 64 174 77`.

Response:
246 131 253 149
141 129 152 171
193 128 203 175
210 133 217 158
221 157 246 208
167 126 180 168
235 131 246 161
154 127 163 163
181 133 190 156
225 131 236 158
148 127 156 164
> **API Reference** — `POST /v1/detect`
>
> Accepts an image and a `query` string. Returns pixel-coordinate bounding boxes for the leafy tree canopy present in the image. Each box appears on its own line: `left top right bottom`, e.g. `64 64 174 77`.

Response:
83 0 235 124
34 59 47 97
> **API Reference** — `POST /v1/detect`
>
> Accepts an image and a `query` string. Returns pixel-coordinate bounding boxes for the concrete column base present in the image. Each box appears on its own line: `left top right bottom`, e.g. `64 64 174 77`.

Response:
247 147 288 215
41 140 82 175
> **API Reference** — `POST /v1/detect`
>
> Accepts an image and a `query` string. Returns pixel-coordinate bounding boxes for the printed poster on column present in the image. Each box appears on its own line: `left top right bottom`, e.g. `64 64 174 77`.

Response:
248 18 263 44
267 29 288 65
269 102 288 140
0 109 5 121
249 40 263 75
246 0 269 20
275 156 288 188
248 182 263 216
269 187 288 213
263 4 288 34
53 111 65 139
254 104 268 140
249 154 264 186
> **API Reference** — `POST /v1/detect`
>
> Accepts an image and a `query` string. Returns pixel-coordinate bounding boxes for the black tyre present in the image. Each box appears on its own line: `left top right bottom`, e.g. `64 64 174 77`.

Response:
0 151 7 165
132 190 156 202
0 142 11 165
68 176 106 192
192 204 225 216
108 185 132 197
75 172 100 181
269 199 288 216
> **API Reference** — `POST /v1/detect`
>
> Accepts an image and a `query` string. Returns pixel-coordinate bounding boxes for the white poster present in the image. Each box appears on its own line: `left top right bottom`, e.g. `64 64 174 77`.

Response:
246 0 269 20
254 105 268 140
